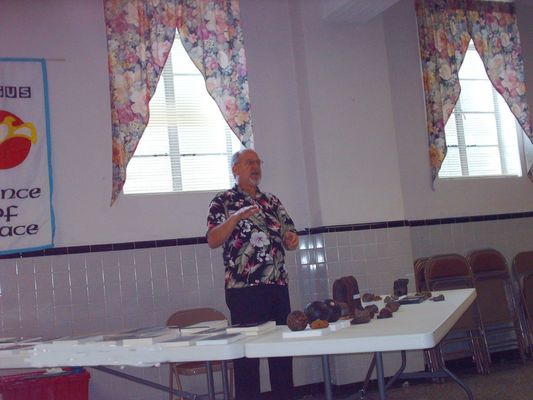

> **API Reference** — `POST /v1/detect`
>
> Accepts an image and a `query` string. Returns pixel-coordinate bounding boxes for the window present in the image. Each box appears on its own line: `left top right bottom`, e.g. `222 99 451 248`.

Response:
123 36 244 194
439 41 523 178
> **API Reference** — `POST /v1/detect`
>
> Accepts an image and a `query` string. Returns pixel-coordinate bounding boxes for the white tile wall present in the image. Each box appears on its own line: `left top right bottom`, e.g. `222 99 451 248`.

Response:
410 217 533 263
1 218 533 398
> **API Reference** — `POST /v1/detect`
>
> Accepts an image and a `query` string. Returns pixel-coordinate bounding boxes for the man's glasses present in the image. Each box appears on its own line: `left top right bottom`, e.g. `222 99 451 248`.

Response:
241 159 264 167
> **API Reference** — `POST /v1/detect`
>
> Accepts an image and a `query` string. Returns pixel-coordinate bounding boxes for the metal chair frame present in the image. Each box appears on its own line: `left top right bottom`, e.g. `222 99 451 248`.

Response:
412 257 443 375
166 308 234 400
512 251 533 354
423 254 491 375
468 249 527 363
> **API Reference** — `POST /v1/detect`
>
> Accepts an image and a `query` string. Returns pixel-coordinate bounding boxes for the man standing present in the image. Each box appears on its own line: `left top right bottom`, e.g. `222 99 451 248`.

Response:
207 149 299 400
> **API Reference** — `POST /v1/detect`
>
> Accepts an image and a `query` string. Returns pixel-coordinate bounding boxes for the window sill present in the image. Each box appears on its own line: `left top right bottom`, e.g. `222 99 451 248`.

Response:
438 174 522 181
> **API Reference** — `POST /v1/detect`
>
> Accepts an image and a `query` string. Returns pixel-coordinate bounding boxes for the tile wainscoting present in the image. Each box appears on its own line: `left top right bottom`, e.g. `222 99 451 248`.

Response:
1 213 533 399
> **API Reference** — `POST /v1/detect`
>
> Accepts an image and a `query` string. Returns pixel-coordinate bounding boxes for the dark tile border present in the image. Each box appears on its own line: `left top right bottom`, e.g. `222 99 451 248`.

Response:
1 211 532 259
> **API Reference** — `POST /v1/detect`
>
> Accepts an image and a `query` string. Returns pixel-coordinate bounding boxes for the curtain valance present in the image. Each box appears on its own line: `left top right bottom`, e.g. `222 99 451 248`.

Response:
415 0 532 186
104 0 253 204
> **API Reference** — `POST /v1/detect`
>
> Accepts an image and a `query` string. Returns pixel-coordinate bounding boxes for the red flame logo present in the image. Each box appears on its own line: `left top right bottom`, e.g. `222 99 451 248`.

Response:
0 110 37 169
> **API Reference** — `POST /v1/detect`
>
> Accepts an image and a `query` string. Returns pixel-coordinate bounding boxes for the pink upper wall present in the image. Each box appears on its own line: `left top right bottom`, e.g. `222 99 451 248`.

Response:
1 0 532 246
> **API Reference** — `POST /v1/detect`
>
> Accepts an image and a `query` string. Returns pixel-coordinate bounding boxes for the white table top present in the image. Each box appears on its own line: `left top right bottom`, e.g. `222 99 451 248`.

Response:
0 339 245 369
245 289 476 358
0 289 474 369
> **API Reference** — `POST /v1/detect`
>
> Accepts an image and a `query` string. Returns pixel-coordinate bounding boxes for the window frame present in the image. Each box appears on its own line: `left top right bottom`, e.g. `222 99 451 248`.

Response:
439 42 526 180
123 38 244 196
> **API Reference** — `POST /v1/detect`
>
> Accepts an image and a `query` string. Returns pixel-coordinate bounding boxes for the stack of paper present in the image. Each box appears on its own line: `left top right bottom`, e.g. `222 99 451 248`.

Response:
179 320 228 334
50 334 104 346
0 337 19 344
157 335 203 347
103 326 179 346
226 321 276 336
196 333 245 345
0 343 36 354
0 337 42 350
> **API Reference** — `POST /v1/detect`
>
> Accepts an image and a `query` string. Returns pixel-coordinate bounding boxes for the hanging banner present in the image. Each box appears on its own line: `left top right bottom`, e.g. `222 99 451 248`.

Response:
0 58 54 255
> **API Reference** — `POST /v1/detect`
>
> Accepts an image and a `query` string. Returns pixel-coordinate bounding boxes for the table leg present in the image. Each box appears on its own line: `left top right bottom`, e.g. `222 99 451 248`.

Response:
359 354 376 399
439 361 474 399
321 355 333 400
374 352 387 400
385 350 407 390
205 361 215 400
221 360 229 400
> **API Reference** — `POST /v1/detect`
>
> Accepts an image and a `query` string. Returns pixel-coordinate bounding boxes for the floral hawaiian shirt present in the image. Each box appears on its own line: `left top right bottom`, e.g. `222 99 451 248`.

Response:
207 185 297 289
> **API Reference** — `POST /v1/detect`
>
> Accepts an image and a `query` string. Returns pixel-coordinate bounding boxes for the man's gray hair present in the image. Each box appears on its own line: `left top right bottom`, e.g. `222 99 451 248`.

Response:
231 149 254 168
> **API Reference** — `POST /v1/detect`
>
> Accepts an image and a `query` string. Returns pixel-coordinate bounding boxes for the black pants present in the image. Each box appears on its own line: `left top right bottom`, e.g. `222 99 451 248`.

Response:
225 285 294 400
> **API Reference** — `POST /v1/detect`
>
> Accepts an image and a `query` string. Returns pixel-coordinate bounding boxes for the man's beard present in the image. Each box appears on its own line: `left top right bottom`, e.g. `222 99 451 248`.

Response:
249 176 261 185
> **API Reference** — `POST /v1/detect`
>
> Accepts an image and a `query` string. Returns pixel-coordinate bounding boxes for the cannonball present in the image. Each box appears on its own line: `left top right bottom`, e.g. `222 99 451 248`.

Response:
304 301 329 323
323 298 342 322
287 310 308 331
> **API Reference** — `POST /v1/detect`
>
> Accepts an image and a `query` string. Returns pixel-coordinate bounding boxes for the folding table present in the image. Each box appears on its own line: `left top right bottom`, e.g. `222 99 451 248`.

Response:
244 288 477 400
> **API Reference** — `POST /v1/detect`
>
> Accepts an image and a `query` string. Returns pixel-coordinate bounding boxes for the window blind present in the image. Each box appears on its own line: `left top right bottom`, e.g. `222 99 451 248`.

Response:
124 36 243 194
440 41 522 178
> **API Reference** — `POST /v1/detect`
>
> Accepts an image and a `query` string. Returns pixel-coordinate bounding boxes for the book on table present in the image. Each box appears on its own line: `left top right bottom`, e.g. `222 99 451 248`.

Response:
123 325 179 335
102 326 180 346
195 333 245 345
398 294 427 305
50 334 105 346
226 320 276 335
0 337 19 344
0 343 36 353
156 335 205 347
0 337 44 349
179 320 229 334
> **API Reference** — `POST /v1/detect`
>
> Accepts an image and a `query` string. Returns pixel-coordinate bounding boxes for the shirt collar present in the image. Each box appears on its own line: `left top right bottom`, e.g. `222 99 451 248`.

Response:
233 184 263 199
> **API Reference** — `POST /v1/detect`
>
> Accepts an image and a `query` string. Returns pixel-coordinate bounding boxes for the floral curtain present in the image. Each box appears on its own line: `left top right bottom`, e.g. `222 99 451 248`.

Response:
104 0 253 204
176 1 253 147
415 0 533 186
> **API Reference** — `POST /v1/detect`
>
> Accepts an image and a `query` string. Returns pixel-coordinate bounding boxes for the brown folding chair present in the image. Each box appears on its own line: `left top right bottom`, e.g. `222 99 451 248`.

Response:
512 251 533 354
424 253 490 375
411 257 442 374
166 308 234 400
414 257 428 293
468 249 527 363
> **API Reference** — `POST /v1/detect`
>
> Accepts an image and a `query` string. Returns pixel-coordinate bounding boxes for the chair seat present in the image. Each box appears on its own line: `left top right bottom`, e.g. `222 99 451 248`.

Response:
469 249 528 364
166 308 234 400
424 253 491 375
173 360 233 376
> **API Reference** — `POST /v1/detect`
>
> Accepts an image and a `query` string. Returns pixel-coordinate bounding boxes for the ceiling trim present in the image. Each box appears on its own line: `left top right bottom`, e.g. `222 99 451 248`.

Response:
321 0 402 24
321 0 516 24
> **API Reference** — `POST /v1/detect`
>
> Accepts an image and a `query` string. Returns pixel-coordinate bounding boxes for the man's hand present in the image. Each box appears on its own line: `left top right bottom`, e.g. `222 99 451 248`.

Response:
207 204 259 249
233 204 260 222
283 230 299 250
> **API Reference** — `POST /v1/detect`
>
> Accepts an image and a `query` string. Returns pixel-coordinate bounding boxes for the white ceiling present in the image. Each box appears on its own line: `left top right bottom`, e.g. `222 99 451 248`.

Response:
321 0 517 24
321 0 402 24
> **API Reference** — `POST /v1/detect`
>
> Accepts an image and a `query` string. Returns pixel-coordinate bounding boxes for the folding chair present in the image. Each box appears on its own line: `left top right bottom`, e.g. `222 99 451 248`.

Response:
512 251 533 354
166 308 234 400
424 253 490 375
468 249 527 363
414 257 428 292
410 257 442 374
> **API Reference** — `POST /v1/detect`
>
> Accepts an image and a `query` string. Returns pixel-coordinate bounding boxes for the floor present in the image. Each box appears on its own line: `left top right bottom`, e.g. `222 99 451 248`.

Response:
300 354 533 400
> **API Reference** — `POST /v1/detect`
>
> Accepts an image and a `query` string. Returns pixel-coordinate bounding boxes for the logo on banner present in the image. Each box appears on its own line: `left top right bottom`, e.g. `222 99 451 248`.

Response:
0 110 37 169
1 109 41 238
